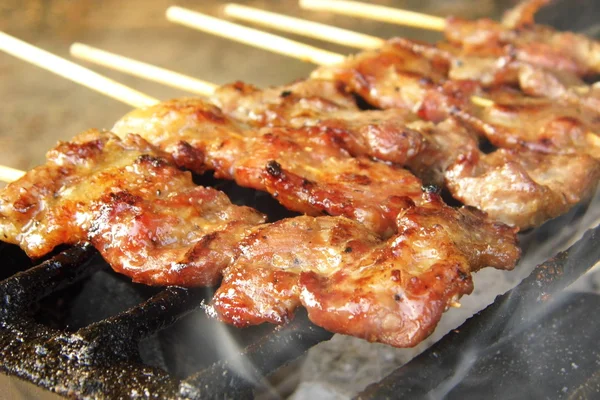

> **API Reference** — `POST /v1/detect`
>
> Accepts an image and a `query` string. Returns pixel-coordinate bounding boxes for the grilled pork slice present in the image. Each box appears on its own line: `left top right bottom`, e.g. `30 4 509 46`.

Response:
213 80 429 165
0 130 265 286
211 194 519 347
517 63 600 117
114 98 431 237
212 79 358 126
455 90 600 159
311 38 479 122
445 0 600 77
445 148 600 228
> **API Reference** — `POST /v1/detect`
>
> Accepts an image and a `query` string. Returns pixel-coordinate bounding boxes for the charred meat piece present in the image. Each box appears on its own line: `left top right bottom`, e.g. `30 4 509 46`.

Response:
311 39 479 122
213 79 430 165
114 98 432 237
445 147 600 228
456 90 600 159
212 79 358 126
445 0 600 77
212 194 519 347
0 130 265 286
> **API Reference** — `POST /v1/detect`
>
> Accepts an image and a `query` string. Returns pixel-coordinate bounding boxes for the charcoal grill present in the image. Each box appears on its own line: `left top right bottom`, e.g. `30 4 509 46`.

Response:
0 179 599 400
2 0 600 398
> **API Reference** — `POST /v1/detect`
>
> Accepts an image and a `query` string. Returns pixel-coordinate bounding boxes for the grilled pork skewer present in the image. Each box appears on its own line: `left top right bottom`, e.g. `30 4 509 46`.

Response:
0 132 519 347
65 29 600 229
211 193 517 347
300 0 600 78
197 3 600 157
210 76 600 228
113 98 436 238
0 20 521 349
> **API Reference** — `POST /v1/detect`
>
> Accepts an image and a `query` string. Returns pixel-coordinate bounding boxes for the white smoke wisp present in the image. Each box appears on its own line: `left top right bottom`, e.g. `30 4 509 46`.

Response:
294 189 600 399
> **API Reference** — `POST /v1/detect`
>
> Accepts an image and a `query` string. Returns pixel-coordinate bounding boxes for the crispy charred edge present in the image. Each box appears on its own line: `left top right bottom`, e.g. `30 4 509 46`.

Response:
171 141 207 173
262 160 324 216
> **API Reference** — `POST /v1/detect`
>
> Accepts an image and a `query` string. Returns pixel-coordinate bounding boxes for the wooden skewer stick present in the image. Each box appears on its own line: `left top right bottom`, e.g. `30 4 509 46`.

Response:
166 6 346 65
0 165 25 183
0 32 158 108
70 43 218 96
470 96 495 108
299 0 446 31
165 11 496 109
223 3 384 49
222 8 594 103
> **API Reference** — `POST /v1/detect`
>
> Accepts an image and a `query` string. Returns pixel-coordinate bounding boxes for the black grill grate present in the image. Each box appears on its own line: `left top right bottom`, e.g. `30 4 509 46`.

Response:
0 243 333 399
1 223 599 398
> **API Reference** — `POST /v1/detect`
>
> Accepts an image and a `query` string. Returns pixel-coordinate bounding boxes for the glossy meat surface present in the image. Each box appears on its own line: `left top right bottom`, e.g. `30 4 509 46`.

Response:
445 147 600 228
458 90 600 159
0 130 265 286
213 80 429 165
212 194 519 347
114 98 430 237
311 39 478 122
445 0 600 76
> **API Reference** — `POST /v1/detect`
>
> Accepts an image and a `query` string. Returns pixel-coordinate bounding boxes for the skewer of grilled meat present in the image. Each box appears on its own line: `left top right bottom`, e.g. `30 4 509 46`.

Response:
210 74 600 228
0 130 265 286
445 0 600 78
0 132 519 348
211 193 518 347
113 98 436 238
308 39 600 226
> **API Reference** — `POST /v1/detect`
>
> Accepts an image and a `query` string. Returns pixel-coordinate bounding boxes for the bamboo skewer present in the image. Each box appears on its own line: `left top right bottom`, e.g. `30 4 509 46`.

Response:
0 166 25 183
70 43 218 96
166 6 346 65
0 32 159 108
224 6 598 105
223 3 384 49
163 10 495 108
298 0 446 31
0 33 164 183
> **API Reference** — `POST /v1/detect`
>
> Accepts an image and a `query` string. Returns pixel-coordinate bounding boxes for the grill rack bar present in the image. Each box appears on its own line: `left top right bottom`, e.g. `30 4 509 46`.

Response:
0 246 194 398
356 223 600 399
0 245 101 320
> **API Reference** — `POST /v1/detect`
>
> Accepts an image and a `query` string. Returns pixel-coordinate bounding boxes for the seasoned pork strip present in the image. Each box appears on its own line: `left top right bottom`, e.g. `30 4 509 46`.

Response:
0 130 265 286
212 194 519 347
